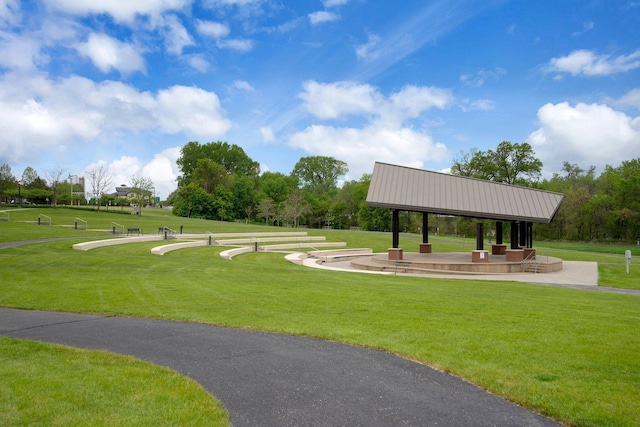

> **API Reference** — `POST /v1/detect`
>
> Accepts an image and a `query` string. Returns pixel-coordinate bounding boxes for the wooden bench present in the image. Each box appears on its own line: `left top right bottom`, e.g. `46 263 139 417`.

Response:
127 227 143 235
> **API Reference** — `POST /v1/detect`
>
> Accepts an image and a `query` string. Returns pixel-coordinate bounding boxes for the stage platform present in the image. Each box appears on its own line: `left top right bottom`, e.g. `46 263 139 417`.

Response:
350 252 563 275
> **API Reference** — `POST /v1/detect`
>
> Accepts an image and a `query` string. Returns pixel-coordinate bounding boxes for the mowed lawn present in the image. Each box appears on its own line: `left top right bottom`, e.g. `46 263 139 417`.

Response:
1 207 639 426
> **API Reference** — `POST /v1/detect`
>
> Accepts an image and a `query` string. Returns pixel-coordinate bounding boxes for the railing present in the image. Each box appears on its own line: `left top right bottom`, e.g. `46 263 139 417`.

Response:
521 250 540 273
74 217 87 230
38 213 52 225
111 222 124 235
159 226 177 240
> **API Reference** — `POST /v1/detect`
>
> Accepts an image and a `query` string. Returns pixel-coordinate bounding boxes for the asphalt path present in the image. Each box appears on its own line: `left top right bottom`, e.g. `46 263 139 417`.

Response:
1 308 560 427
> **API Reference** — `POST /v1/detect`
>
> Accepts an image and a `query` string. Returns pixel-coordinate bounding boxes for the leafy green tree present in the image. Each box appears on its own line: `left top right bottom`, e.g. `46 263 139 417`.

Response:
283 189 311 228
334 175 370 229
172 184 215 219
291 156 348 194
177 141 259 186
44 167 66 206
257 171 297 205
0 163 16 205
21 167 39 187
229 174 256 221
128 175 154 215
192 159 228 194
257 198 276 225
452 141 542 185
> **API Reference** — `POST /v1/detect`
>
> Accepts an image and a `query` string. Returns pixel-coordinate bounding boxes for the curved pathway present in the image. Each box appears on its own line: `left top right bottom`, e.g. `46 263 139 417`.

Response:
1 308 559 427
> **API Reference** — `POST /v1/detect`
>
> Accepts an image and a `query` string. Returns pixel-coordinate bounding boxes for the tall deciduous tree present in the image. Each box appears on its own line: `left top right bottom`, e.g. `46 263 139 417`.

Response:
0 163 15 205
21 167 39 187
44 167 66 206
192 159 228 194
85 164 113 212
283 189 310 228
128 175 155 215
291 156 348 194
177 141 259 186
452 141 542 185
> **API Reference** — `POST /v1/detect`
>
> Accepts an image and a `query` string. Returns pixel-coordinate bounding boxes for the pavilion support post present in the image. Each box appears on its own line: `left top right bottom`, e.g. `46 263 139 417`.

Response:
392 210 400 248
519 221 527 248
420 212 432 253
522 221 536 261
506 221 525 262
476 222 484 251
492 221 506 255
510 221 519 249
389 209 403 260
472 222 489 263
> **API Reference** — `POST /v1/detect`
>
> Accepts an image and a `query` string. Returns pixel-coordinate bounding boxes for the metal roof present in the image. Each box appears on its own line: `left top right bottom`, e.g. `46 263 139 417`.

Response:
366 162 563 223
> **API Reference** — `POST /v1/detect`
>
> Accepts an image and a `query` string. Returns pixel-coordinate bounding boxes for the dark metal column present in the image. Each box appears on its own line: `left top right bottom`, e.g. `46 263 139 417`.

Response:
519 221 527 248
495 221 503 245
392 210 400 248
527 222 533 248
422 213 429 244
510 221 519 249
476 222 484 251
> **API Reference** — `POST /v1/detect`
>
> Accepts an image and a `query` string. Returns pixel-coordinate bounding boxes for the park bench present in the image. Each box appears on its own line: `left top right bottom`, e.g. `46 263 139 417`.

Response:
127 227 143 235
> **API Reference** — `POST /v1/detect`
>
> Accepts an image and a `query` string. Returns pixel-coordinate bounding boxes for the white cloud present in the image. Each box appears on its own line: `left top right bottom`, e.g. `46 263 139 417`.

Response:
292 80 453 178
322 0 349 7
390 85 453 118
299 80 454 122
309 11 339 26
459 98 496 112
460 67 507 87
217 38 253 51
107 156 142 188
260 126 274 142
155 85 232 137
355 33 380 60
205 0 262 6
616 88 640 109
546 49 640 77
75 33 146 75
289 123 448 180
162 14 194 55
0 33 44 71
571 21 594 37
47 0 191 23
196 20 230 39
186 54 210 72
0 0 20 27
141 147 181 199
299 80 380 119
0 74 231 164
233 80 254 91
527 102 640 173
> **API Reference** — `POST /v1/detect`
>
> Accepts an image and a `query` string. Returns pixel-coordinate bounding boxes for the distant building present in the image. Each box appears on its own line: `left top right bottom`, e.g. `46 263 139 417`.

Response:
113 185 136 199
112 185 151 202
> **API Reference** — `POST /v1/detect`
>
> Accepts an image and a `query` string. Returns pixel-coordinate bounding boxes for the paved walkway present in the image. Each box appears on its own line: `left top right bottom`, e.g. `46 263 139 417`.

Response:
303 257 640 296
1 308 560 427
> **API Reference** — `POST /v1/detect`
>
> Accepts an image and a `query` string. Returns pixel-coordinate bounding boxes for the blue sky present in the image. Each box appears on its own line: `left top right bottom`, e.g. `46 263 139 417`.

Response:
1 0 639 199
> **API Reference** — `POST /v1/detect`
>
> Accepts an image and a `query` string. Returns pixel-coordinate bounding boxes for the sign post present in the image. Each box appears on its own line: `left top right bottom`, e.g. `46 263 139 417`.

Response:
625 250 631 274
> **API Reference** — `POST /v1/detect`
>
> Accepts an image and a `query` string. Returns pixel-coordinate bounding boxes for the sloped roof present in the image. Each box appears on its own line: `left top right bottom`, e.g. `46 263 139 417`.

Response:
366 162 563 223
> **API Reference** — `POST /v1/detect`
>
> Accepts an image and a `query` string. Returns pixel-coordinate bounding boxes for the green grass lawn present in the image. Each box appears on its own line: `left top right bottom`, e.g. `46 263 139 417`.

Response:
0 337 230 426
1 208 639 426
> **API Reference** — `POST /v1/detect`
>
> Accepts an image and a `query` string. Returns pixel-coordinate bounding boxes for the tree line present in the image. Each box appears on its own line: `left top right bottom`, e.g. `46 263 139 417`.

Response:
0 163 154 213
2 139 638 242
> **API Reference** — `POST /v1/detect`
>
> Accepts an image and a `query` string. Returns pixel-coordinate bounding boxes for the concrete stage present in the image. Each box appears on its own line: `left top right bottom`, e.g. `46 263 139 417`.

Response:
350 252 563 275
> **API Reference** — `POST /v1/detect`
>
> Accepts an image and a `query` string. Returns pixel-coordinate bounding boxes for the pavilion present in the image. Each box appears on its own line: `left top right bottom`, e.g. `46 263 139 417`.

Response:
365 162 564 264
